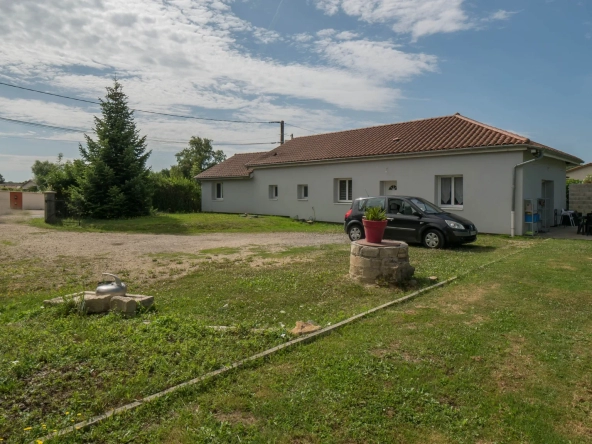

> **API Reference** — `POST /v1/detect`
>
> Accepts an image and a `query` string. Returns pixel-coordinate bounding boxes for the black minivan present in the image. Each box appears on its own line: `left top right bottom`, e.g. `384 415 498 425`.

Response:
344 196 477 248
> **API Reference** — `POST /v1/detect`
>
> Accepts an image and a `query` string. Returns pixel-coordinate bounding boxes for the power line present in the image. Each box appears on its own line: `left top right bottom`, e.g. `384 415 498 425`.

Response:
0 116 90 133
284 123 316 133
0 81 280 125
0 117 280 146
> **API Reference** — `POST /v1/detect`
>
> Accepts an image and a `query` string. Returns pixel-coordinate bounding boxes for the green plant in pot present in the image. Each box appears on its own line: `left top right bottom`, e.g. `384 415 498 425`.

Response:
362 206 387 243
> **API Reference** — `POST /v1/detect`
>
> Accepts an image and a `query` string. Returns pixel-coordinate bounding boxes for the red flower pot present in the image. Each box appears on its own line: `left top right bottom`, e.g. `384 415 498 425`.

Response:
362 219 387 243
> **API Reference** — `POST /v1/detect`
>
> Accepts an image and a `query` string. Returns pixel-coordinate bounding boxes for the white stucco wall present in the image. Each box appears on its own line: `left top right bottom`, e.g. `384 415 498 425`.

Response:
22 193 44 210
566 164 592 181
202 150 530 235
0 191 10 215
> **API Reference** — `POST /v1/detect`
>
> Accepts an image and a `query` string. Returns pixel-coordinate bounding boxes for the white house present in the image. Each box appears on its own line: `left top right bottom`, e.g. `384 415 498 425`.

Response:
566 163 592 181
197 114 582 235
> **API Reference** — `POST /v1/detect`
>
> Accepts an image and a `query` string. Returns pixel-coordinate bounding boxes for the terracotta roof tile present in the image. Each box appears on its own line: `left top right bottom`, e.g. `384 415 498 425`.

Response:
195 151 267 179
197 114 582 179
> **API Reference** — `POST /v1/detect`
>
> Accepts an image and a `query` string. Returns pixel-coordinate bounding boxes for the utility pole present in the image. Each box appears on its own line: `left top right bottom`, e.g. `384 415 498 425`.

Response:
280 120 285 144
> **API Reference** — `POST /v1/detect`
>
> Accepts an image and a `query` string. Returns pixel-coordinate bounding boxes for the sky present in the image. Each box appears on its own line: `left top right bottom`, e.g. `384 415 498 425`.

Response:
0 0 590 181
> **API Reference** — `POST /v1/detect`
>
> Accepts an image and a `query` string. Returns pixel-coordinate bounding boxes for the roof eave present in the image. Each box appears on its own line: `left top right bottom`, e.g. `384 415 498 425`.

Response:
528 145 583 165
245 144 532 169
195 174 252 181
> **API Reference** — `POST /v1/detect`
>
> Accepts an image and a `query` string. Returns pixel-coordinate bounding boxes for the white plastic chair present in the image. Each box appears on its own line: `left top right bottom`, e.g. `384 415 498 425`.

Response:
561 209 575 227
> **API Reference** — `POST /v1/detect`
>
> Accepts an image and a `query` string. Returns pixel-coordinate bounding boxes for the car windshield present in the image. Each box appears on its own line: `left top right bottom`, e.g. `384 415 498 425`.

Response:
409 198 443 214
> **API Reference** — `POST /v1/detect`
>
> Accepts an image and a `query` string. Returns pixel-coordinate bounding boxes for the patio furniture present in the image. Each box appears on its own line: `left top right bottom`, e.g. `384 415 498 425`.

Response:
561 209 575 227
586 214 592 236
577 214 587 235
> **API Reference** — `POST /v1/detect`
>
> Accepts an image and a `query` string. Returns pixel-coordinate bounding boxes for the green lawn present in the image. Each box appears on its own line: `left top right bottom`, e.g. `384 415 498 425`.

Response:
28 212 342 235
2 235 591 443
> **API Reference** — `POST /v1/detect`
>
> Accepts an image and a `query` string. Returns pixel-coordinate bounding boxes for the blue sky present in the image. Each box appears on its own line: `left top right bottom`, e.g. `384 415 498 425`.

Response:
0 0 590 181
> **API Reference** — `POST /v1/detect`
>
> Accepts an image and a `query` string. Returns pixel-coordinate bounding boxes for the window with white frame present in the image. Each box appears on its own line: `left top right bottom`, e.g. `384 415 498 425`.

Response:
438 176 463 207
297 184 308 200
337 179 353 202
213 182 223 200
269 185 278 200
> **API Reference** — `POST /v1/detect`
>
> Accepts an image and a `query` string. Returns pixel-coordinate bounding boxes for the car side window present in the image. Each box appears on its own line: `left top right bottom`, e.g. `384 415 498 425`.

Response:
357 199 366 211
388 199 419 216
388 198 403 214
364 197 385 211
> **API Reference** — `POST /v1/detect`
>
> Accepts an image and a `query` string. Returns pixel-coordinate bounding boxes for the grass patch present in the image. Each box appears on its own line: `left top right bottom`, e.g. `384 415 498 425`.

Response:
199 247 241 255
0 235 549 442
0 240 16 246
54 238 592 444
28 213 342 235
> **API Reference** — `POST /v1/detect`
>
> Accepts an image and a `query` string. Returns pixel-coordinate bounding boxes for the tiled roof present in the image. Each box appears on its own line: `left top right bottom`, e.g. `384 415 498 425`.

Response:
567 162 591 172
247 114 582 167
197 114 582 179
195 151 268 179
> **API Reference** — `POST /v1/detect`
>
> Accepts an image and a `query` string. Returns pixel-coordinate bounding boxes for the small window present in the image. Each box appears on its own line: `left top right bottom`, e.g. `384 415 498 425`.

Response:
213 182 223 200
338 179 353 202
297 184 308 200
269 185 278 200
438 176 463 207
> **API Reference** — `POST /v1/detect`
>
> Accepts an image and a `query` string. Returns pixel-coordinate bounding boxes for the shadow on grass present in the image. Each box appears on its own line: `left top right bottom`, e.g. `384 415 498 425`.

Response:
448 244 497 253
53 214 193 235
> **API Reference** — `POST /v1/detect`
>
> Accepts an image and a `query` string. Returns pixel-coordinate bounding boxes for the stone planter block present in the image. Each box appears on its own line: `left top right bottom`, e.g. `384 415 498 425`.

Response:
349 240 414 285
110 296 137 315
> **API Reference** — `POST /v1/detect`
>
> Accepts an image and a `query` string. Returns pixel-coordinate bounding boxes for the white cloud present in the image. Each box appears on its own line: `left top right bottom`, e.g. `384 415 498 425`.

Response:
0 0 424 112
0 0 448 179
335 31 360 40
313 0 517 40
483 9 519 23
316 37 437 82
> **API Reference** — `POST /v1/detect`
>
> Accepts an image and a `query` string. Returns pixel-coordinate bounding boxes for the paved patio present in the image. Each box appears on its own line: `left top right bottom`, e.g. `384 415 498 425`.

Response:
538 226 592 240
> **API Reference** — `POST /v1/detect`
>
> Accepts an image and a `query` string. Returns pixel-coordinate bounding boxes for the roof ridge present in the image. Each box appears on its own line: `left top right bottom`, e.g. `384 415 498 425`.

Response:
288 114 460 141
453 113 530 143
231 151 269 157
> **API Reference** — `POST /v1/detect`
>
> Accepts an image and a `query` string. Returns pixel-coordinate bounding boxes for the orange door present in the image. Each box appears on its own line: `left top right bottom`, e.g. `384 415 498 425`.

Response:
10 192 22 210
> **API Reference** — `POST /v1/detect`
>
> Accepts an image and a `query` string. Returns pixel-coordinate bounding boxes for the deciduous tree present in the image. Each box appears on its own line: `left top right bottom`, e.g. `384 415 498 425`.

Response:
173 137 226 179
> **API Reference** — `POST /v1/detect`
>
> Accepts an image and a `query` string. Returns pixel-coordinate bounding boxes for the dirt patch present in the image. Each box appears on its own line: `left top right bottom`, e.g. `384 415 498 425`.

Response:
214 411 258 426
370 341 422 363
429 283 500 315
0 216 346 293
547 260 578 271
491 334 535 392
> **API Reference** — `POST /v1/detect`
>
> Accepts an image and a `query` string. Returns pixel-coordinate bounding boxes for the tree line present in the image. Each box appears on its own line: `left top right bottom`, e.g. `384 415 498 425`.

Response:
30 81 225 219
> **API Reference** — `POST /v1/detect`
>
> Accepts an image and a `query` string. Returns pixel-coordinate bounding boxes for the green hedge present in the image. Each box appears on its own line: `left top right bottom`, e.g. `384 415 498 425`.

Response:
151 175 201 213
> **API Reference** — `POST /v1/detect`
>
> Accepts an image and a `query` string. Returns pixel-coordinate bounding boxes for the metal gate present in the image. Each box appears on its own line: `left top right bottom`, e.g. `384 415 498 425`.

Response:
10 192 22 210
55 199 73 219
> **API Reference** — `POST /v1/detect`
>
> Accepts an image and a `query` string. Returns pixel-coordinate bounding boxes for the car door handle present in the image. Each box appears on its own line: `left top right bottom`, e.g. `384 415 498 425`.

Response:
387 218 394 221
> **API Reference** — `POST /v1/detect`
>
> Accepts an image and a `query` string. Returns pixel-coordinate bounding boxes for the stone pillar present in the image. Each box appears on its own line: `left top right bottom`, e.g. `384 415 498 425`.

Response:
44 191 57 224
350 240 415 284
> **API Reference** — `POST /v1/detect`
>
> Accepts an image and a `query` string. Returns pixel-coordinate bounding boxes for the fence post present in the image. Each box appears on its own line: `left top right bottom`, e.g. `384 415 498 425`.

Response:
44 191 57 224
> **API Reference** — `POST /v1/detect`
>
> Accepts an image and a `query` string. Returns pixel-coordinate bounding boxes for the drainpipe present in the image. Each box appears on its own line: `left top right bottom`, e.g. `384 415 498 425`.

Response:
511 149 544 237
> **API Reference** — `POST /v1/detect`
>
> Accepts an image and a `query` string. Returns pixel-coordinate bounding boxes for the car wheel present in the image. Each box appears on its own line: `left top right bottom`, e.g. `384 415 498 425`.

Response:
423 229 444 249
348 224 364 241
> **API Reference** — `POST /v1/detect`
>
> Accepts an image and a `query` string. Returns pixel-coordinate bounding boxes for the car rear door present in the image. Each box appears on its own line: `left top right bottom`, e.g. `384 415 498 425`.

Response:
386 198 422 242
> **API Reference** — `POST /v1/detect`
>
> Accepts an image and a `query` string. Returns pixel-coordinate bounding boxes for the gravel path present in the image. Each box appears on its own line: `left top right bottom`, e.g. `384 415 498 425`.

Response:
0 212 347 290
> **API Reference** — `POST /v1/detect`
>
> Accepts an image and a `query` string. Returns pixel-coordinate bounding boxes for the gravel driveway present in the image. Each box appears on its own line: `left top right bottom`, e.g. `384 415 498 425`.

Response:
0 212 347 292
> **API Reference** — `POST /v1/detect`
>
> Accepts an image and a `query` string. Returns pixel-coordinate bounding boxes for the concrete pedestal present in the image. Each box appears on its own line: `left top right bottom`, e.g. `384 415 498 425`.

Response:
349 240 415 284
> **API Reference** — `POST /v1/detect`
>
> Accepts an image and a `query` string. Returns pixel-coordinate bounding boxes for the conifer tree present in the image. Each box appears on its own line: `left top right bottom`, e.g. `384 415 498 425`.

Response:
75 80 152 218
